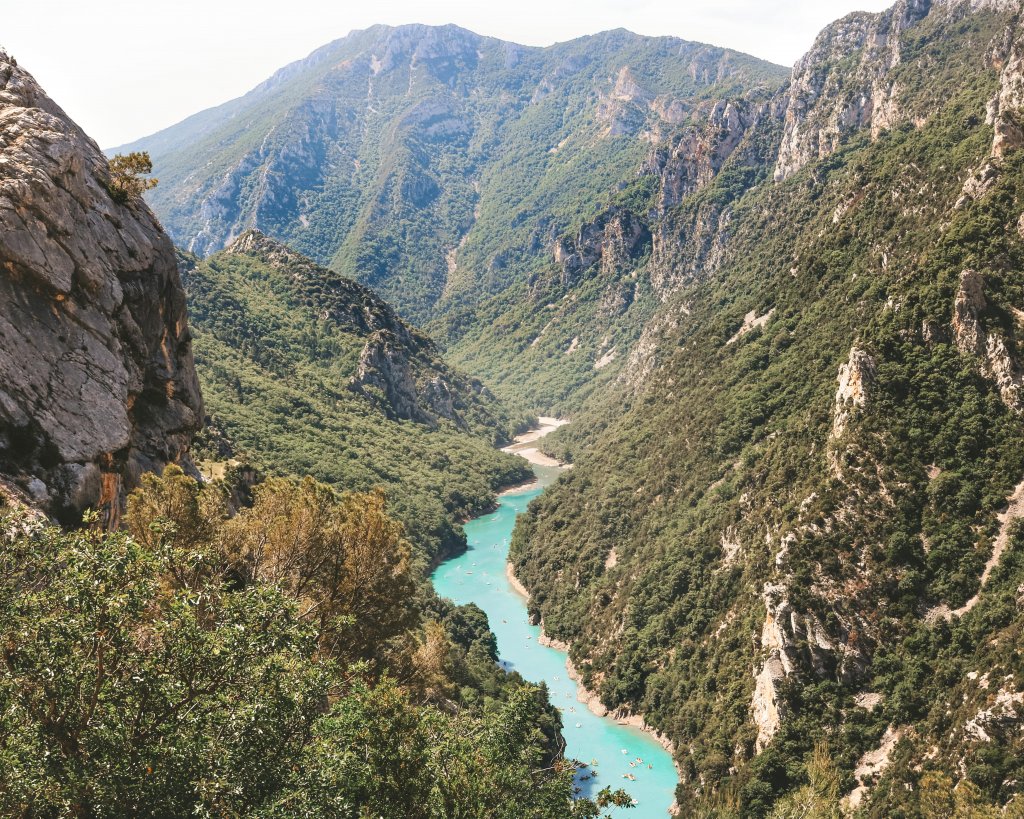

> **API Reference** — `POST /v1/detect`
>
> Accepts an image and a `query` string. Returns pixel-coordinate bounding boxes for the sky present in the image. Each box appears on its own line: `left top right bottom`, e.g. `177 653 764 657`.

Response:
3 0 893 149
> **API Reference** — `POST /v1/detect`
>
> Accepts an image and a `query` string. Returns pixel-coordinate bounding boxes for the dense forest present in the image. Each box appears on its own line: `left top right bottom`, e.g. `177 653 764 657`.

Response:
512 3 1024 815
121 25 788 410
8 0 1024 815
0 469 633 817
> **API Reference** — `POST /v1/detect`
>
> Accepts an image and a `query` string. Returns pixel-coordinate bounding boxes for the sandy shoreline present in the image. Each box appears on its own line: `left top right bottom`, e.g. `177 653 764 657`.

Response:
498 477 545 496
501 416 570 467
498 418 681 814
505 562 678 759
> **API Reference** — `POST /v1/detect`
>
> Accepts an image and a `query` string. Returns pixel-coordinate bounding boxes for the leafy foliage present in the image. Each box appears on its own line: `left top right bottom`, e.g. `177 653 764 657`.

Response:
509 6 1024 815
106 151 158 202
0 470 629 817
179 237 532 564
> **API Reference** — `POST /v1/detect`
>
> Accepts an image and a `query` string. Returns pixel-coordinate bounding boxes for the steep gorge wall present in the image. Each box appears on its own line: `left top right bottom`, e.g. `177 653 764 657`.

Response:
0 51 202 525
514 0 1024 812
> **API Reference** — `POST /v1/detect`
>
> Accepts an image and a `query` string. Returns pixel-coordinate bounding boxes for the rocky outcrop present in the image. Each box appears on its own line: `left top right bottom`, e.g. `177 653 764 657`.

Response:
751 582 855 750
772 0 1024 181
952 269 1024 410
0 50 202 526
349 327 498 429
350 330 476 427
596 66 656 137
210 230 499 431
775 1 1024 180
988 7 1024 156
774 0 934 181
832 347 876 438
962 687 1024 742
550 94 765 303
650 205 733 298
646 99 763 211
552 207 651 287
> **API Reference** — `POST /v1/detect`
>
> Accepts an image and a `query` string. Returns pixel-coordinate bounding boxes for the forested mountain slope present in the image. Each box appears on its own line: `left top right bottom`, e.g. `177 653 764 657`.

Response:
109 1 1024 814
119 24 787 408
181 230 531 563
510 0 1024 814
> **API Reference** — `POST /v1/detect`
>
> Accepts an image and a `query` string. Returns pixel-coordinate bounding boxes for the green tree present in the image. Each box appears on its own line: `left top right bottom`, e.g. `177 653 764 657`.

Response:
769 742 841 819
0 514 326 817
221 478 418 662
125 464 226 587
107 151 158 202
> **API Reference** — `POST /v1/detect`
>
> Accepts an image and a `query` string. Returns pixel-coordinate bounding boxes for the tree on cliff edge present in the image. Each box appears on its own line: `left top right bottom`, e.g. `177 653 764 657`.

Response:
107 151 158 202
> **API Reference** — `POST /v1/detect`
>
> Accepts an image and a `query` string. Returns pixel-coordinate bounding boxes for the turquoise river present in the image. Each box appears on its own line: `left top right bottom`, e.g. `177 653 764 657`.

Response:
431 463 678 817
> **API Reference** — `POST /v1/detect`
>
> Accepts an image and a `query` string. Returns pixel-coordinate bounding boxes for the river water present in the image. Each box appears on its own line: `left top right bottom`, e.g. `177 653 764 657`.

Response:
431 464 678 817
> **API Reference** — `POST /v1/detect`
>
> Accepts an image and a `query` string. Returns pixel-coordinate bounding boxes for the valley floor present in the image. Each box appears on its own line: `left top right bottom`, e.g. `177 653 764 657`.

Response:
501 417 570 467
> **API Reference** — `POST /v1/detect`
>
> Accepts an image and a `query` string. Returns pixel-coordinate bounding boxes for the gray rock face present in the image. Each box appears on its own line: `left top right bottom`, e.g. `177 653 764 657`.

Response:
646 98 763 211
774 0 934 181
988 7 1024 156
773 0 1024 181
219 230 493 431
552 207 651 287
0 50 203 525
953 269 1024 410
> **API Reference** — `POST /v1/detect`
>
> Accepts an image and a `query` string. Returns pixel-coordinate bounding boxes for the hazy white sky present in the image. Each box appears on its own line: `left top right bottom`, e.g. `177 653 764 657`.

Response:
3 0 893 148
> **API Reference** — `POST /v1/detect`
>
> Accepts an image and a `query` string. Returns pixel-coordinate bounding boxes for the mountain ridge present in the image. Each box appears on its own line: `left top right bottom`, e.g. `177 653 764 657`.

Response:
64 0 1024 813
512 0 1024 813
179 228 532 565
118 22 788 335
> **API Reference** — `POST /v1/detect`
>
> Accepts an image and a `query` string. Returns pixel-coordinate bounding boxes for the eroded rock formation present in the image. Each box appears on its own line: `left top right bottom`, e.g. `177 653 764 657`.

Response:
0 50 203 525
953 269 1024 410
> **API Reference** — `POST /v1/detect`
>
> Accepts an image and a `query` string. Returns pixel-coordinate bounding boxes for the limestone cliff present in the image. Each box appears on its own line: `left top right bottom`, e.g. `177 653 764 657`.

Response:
508 0 1024 812
774 0 933 181
0 51 202 525
952 268 1024 409
774 0 1023 181
552 207 651 287
988 3 1024 155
